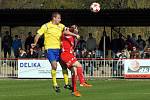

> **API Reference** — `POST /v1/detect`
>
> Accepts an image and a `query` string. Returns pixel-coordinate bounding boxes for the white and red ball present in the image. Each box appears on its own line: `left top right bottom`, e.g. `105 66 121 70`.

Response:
90 2 100 13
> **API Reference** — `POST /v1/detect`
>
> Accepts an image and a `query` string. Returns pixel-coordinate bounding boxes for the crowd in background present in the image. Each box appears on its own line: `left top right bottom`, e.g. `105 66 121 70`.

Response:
2 30 150 59
75 31 150 59
2 31 45 59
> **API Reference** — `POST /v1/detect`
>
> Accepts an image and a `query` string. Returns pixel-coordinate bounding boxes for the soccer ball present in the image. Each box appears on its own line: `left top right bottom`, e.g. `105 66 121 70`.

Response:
90 2 100 13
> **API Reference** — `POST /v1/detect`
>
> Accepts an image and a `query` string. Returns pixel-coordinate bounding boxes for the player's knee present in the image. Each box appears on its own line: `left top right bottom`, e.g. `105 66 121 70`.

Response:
73 61 81 67
51 64 57 70
74 62 82 68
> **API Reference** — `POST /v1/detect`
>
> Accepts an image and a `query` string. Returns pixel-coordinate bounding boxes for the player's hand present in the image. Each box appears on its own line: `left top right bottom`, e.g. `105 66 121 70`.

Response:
76 34 80 40
31 43 36 48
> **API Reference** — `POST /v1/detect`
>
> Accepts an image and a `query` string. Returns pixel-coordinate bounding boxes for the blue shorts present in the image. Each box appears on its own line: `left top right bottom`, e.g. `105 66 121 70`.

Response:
46 49 61 62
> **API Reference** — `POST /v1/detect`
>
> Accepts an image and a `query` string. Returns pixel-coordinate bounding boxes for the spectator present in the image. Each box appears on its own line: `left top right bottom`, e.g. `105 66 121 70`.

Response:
130 33 138 47
98 31 110 57
137 35 146 55
37 35 45 58
25 32 34 53
81 48 88 58
126 35 133 51
18 48 27 58
111 34 119 58
19 32 26 50
27 47 38 58
12 35 22 58
143 47 150 58
77 36 86 51
119 49 129 59
86 33 96 52
115 49 128 76
117 34 125 51
123 45 130 58
146 36 150 48
130 46 140 58
2 31 13 58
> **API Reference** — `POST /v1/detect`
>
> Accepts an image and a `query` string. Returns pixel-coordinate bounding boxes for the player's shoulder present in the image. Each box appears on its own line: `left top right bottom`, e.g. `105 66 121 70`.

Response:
40 22 49 28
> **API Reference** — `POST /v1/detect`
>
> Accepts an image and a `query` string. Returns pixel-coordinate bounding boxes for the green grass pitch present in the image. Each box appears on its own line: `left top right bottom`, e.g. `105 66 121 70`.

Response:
0 79 150 100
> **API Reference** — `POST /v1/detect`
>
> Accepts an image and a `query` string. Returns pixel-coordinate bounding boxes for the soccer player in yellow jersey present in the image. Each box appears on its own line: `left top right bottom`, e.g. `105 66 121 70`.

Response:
32 12 80 93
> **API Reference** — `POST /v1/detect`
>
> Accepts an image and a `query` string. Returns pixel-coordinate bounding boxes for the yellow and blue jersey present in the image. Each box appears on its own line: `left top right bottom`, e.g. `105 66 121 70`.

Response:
37 21 65 50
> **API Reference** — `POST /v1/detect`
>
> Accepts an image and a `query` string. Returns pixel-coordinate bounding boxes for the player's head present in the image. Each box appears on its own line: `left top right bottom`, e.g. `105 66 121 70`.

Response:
51 12 61 24
69 25 78 34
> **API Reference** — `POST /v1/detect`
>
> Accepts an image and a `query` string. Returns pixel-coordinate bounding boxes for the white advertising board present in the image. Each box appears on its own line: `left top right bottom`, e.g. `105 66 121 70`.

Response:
18 59 71 78
124 59 150 78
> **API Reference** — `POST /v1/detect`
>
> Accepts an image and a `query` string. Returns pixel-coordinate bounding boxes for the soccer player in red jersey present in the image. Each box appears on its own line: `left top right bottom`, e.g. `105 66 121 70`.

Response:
61 25 92 97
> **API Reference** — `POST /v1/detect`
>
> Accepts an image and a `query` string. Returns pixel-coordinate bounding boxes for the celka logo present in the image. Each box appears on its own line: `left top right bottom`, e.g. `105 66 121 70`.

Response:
20 62 41 67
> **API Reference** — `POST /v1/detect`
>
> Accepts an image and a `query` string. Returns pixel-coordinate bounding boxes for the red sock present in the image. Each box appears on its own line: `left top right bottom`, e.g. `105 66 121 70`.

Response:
77 67 85 84
72 74 77 92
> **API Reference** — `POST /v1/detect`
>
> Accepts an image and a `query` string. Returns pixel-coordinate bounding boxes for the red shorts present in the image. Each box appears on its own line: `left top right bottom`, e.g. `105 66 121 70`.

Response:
61 52 77 69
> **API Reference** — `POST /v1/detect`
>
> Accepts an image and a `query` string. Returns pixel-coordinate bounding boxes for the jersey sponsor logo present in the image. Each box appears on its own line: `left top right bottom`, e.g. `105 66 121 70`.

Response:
65 36 72 38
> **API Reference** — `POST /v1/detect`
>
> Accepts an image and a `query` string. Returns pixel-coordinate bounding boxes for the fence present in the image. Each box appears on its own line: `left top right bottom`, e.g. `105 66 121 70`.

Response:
0 58 124 78
0 59 18 78
79 58 124 78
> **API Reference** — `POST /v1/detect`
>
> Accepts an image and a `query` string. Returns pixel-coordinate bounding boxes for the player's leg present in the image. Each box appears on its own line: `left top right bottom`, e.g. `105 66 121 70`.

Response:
51 61 61 92
47 49 60 92
60 52 81 96
72 61 92 87
70 67 81 97
59 60 72 90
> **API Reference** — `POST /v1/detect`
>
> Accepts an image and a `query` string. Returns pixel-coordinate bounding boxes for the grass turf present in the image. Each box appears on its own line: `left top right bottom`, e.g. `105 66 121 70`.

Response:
0 79 150 100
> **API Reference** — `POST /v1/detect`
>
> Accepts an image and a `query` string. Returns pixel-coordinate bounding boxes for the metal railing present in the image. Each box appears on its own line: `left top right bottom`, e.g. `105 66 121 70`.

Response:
79 58 124 78
0 58 124 78
0 59 18 78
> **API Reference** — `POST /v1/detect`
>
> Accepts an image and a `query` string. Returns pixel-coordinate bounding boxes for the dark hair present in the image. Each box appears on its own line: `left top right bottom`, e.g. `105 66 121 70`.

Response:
138 35 141 38
5 31 9 35
15 35 18 38
51 12 61 19
89 33 92 36
28 32 32 35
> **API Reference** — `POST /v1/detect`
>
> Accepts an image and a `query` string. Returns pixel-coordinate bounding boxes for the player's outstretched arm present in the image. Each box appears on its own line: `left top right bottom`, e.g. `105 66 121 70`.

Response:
31 34 41 48
63 28 80 39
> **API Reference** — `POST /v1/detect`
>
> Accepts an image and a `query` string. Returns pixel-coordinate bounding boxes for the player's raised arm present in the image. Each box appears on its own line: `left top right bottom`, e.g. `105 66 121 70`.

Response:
32 23 46 48
32 34 41 47
63 25 80 39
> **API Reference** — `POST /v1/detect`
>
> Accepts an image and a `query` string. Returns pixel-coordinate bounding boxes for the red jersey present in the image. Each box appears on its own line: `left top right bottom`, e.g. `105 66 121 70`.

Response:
61 32 77 68
61 32 75 53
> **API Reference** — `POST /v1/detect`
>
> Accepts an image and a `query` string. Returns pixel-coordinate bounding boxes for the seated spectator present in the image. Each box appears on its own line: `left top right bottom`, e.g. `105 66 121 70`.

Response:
123 45 130 58
81 48 88 58
115 50 128 59
130 46 140 59
87 50 95 58
27 48 38 58
18 48 27 58
143 47 150 58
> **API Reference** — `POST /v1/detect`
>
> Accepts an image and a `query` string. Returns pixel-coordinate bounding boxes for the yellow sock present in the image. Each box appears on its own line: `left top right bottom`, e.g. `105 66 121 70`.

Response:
51 69 57 86
62 69 69 85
